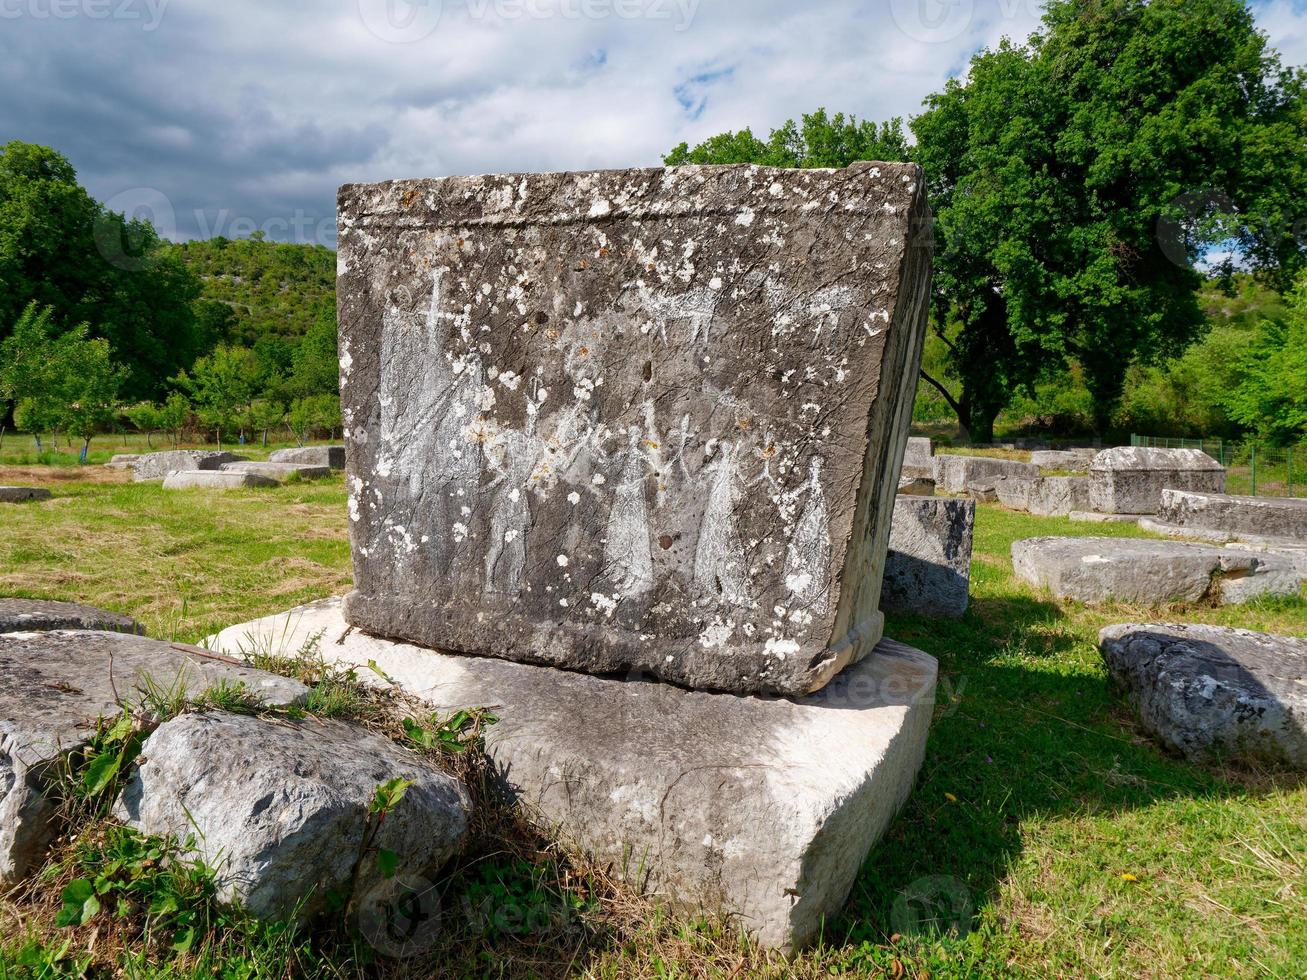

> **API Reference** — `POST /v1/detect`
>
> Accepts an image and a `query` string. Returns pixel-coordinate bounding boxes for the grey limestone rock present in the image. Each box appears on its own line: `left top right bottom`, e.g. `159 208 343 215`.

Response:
881 497 974 619
1089 447 1225 515
132 450 248 482
1030 449 1097 471
115 712 470 921
0 487 51 503
1100 623 1307 768
210 597 938 951
0 598 142 635
995 476 1090 517
337 162 932 696
900 437 935 480
162 470 279 490
269 446 346 469
220 461 332 481
932 455 1038 495
0 630 307 884
1140 489 1307 546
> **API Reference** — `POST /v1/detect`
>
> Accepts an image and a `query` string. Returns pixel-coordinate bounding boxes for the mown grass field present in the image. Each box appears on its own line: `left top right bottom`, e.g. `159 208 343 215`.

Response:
1 454 1304 978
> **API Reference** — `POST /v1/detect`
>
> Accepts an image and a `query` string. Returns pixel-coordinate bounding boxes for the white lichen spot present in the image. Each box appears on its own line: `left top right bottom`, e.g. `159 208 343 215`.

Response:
765 637 800 661
735 208 756 227
590 592 618 616
567 491 581 505
557 555 569 567
452 522 469 543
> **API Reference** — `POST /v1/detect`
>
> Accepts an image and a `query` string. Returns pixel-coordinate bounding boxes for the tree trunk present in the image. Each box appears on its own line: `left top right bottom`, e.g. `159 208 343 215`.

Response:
80 438 90 464
966 402 999 446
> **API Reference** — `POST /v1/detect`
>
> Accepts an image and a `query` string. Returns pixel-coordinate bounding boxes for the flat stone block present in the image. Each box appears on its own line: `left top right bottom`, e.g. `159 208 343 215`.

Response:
932 456 1038 495
1011 536 1304 605
0 630 307 884
882 497 974 618
897 476 936 497
0 487 51 503
210 598 938 951
220 461 332 481
1149 489 1307 545
1100 623 1307 768
1089 447 1225 515
269 446 346 469
0 598 142 635
1030 449 1096 471
162 470 279 490
105 454 142 470
132 450 248 482
995 476 1089 517
1069 511 1139 524
338 162 932 697
900 437 934 480
116 712 470 921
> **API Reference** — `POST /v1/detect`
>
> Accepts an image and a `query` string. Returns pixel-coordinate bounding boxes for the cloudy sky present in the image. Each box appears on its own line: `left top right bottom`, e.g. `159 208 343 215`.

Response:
4 0 1305 246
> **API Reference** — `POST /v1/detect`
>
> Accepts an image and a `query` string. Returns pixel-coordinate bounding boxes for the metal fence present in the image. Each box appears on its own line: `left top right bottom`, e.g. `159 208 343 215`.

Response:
1130 435 1306 498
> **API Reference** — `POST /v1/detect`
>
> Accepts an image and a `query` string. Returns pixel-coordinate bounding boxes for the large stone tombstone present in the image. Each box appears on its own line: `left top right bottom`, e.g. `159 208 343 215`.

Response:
337 163 931 696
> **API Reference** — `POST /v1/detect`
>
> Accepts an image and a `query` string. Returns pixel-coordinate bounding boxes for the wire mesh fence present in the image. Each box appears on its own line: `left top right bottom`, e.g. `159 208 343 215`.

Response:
1130 435 1306 498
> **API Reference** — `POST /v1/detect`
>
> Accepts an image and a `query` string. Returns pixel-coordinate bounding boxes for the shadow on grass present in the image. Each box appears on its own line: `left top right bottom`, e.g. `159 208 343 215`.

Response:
835 592 1303 949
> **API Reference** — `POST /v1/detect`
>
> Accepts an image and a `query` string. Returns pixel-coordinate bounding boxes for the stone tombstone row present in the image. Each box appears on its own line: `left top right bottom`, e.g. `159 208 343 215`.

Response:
337 163 932 696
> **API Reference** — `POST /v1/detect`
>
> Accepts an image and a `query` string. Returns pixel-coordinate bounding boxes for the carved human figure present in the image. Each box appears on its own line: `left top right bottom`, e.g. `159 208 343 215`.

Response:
781 457 833 615
693 440 753 606
482 397 545 599
602 426 656 598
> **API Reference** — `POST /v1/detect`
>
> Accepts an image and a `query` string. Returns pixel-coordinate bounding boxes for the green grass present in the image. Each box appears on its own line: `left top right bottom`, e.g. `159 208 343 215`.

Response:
1 473 1304 977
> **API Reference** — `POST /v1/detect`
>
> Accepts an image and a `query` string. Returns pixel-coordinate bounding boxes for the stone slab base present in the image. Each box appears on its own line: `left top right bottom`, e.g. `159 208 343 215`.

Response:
1069 511 1139 524
210 598 937 951
163 471 278 490
221 461 332 481
0 487 51 503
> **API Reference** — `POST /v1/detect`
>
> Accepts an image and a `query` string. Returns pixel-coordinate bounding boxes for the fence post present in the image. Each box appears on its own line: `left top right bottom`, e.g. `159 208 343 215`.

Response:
1251 443 1257 497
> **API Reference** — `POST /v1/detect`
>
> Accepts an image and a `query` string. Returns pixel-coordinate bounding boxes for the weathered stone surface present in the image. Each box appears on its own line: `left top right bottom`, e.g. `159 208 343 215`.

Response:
965 482 998 503
1011 536 1304 605
269 445 346 469
1030 449 1097 471
995 476 1090 517
897 476 935 496
881 498 974 619
901 437 935 480
1089 447 1225 515
1100 623 1307 768
1069 511 1139 524
337 163 932 697
162 470 279 490
932 455 1038 495
105 453 142 470
0 599 142 635
0 487 51 503
1139 490 1307 546
115 712 470 921
220 461 332 481
132 450 247 482
0 630 307 884
211 598 938 950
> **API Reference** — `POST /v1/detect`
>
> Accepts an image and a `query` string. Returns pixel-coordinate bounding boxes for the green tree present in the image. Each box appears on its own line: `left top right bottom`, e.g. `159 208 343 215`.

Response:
666 108 909 169
124 402 165 448
246 398 286 447
1223 271 1307 443
0 303 60 448
173 345 257 449
158 392 190 448
53 328 126 461
290 306 340 398
0 142 203 400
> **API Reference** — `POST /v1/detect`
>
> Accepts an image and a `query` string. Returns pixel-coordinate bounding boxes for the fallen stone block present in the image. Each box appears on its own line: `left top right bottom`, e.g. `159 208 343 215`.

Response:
1089 447 1225 515
220 461 332 482
965 482 998 503
932 455 1038 495
897 476 935 497
1139 490 1307 546
105 453 142 470
1069 511 1139 524
901 437 935 480
1030 449 1097 472
115 711 470 922
0 598 142 635
162 470 279 490
210 598 938 951
337 162 932 697
132 450 248 482
995 476 1090 517
269 445 346 469
0 487 51 503
0 630 307 884
1100 623 1307 769
1011 536 1304 605
881 498 974 619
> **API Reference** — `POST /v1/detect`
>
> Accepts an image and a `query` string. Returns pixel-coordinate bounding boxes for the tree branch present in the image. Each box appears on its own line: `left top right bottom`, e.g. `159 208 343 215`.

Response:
919 369 971 442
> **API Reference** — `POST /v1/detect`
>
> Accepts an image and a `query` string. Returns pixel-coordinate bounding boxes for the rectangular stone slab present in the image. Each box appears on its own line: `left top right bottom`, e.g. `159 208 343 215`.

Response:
209 598 937 951
337 163 932 696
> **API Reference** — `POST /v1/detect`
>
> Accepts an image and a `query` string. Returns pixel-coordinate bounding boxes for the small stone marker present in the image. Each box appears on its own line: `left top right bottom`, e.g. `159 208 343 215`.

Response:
932 456 1038 495
1140 489 1307 546
132 450 247 482
1012 536 1304 605
162 470 279 490
337 162 932 696
0 598 142 635
115 712 470 922
901 437 935 479
881 498 975 618
0 487 51 503
1088 447 1225 515
269 445 346 469
210 597 938 950
1100 623 1306 768
0 630 307 884
995 476 1089 517
220 461 332 482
